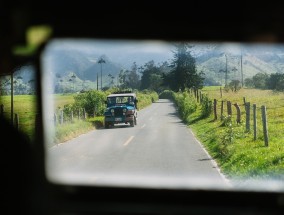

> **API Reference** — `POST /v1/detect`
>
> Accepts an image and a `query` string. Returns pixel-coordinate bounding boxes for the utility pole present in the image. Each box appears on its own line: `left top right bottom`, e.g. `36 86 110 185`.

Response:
98 57 106 90
220 52 228 86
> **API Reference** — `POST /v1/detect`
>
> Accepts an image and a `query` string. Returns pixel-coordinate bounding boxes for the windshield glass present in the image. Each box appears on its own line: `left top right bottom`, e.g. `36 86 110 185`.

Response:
40 38 284 192
107 96 134 106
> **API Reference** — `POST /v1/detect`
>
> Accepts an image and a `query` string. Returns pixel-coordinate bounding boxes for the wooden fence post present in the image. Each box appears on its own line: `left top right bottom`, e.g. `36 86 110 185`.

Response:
83 108 86 120
233 103 241 124
245 102 250 132
261 105 269 147
213 99 217 120
253 104 257 141
227 101 232 116
221 100 224 120
14 113 19 130
243 97 246 106
220 87 222 98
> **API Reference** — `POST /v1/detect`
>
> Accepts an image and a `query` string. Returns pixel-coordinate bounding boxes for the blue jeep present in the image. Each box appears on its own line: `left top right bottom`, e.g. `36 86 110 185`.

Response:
104 92 138 128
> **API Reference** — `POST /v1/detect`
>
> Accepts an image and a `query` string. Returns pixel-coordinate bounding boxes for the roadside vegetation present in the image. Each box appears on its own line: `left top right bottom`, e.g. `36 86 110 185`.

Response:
53 88 158 144
0 89 159 145
159 87 284 182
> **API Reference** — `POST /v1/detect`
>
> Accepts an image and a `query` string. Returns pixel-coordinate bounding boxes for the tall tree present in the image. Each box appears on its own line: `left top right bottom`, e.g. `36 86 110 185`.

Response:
127 62 140 89
140 60 159 90
140 60 170 92
118 62 141 90
98 57 106 90
164 43 204 91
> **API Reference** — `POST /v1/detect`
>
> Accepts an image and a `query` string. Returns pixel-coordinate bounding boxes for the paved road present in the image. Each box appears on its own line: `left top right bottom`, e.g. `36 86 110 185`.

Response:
46 99 230 189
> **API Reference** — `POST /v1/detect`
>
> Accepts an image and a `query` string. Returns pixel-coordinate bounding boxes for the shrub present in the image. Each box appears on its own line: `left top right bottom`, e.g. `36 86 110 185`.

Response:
73 90 106 117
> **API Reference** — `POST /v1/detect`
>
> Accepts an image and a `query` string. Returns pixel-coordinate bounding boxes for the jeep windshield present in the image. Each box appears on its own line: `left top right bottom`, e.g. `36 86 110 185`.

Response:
107 95 135 107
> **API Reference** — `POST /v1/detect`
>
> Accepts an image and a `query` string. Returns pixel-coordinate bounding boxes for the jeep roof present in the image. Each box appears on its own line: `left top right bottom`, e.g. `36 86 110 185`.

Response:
107 93 136 98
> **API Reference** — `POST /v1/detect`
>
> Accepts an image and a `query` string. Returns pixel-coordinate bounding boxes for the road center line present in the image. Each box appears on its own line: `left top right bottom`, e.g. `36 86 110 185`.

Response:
141 124 146 128
123 136 134 146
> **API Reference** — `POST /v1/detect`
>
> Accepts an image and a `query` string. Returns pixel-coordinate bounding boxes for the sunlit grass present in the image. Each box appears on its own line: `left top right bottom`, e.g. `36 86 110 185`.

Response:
189 87 284 181
53 93 75 109
0 95 37 142
53 119 94 144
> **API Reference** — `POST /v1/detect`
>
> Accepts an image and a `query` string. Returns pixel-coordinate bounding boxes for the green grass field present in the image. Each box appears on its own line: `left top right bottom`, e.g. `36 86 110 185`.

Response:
1 95 38 141
189 87 284 182
0 93 75 142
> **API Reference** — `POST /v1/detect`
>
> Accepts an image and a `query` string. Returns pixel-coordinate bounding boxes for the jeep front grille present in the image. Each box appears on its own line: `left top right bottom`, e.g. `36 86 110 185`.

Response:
114 108 123 116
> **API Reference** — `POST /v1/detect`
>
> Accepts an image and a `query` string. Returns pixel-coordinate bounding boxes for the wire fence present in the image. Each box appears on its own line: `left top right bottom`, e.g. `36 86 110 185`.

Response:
189 89 271 146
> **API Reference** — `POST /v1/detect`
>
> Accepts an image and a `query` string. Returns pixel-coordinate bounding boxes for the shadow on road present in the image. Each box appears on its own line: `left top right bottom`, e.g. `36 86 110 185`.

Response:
198 158 213 161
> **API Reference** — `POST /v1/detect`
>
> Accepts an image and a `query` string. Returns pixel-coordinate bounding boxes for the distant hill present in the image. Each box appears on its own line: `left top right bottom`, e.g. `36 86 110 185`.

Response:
47 49 94 79
194 43 284 85
9 41 284 91
83 55 123 82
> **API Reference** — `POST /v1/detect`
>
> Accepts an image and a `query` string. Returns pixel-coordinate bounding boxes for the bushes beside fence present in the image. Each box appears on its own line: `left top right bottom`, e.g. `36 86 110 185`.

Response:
159 88 271 147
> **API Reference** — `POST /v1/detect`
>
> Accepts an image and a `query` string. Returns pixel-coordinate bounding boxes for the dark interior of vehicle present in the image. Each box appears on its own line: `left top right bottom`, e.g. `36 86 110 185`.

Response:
1 2 284 215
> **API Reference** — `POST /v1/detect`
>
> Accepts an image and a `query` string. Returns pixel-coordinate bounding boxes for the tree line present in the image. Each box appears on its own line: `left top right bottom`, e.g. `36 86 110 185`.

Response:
118 43 204 93
244 72 284 91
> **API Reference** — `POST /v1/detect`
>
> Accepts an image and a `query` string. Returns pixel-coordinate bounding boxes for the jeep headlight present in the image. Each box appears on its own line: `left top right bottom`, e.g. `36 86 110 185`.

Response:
127 110 134 114
123 108 127 113
111 109 114 113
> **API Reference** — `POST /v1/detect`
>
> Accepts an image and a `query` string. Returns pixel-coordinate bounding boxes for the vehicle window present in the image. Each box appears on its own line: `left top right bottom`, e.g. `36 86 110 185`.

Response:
40 38 284 192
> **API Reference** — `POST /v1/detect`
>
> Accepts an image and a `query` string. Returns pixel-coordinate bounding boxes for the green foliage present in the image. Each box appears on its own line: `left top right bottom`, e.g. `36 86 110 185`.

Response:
244 78 254 88
61 104 75 122
173 91 197 122
136 90 159 110
73 90 106 117
252 72 269 89
159 90 175 100
267 72 284 91
200 94 212 118
228 80 241 92
118 62 141 90
163 42 204 92
218 115 235 157
87 116 104 128
140 60 168 92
